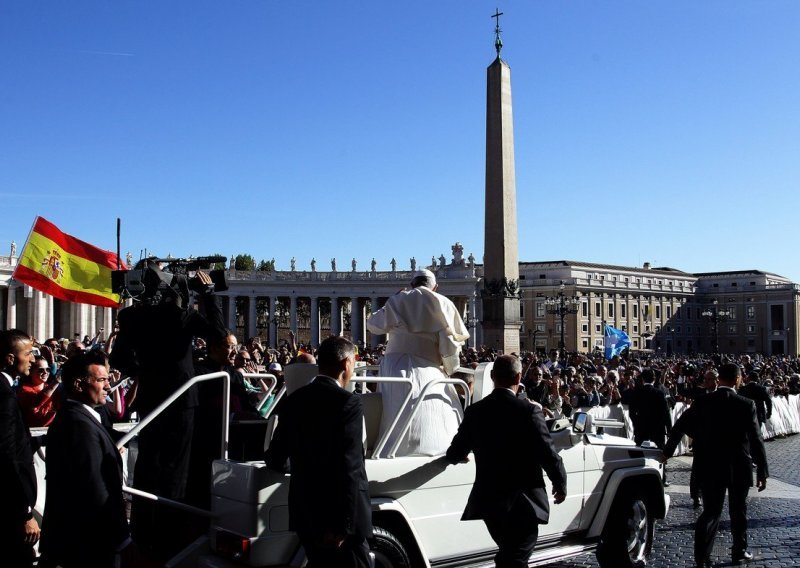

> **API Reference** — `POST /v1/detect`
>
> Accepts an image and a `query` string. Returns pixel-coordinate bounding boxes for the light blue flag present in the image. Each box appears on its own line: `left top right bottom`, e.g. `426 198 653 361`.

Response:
604 324 632 359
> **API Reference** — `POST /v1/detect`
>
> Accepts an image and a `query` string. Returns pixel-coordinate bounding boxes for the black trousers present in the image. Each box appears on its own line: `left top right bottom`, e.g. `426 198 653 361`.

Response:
483 509 540 568
298 532 371 568
695 480 749 562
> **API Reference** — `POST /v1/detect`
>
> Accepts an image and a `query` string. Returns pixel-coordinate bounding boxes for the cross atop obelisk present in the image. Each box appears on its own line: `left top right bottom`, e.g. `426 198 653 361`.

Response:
491 8 504 57
482 10 521 354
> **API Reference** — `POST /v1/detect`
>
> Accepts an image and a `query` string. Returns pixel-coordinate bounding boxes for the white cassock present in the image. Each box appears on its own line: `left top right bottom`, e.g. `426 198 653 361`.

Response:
366 286 470 456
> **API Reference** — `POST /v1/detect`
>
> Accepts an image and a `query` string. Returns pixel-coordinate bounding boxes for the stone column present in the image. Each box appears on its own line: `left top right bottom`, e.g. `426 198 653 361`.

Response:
290 296 298 336
247 295 257 340
368 296 381 348
31 290 46 341
310 296 320 348
6 282 17 329
269 299 278 349
330 296 341 336
103 305 113 340
227 295 237 331
350 297 362 346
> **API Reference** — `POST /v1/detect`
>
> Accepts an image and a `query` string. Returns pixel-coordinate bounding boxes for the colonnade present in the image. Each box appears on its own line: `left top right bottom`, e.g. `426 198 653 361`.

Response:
223 291 479 349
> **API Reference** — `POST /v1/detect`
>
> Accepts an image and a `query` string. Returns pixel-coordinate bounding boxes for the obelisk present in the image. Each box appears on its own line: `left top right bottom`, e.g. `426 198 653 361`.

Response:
482 9 521 354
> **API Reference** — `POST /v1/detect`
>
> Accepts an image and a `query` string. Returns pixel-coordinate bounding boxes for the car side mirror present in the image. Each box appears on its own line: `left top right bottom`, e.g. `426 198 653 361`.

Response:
572 412 588 434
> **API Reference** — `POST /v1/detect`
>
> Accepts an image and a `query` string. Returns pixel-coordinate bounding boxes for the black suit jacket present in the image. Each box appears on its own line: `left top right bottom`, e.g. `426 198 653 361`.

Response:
628 383 672 445
110 294 225 415
265 376 372 538
40 400 129 563
664 387 768 487
0 374 37 528
446 388 567 523
737 382 772 425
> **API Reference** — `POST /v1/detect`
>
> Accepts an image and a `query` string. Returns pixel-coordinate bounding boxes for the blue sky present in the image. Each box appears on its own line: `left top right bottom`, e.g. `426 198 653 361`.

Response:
2 1 798 281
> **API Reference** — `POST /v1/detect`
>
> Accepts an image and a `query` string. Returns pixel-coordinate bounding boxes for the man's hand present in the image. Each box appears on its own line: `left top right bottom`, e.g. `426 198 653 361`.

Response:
757 478 767 492
23 517 40 544
196 271 213 286
553 490 567 504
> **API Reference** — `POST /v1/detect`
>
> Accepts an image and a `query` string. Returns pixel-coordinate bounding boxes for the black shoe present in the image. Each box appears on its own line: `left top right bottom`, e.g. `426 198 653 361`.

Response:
692 498 701 509
696 557 712 567
732 550 753 563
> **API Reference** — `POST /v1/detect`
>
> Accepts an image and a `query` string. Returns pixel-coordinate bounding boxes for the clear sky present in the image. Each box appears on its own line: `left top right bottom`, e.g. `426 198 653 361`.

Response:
2 1 798 281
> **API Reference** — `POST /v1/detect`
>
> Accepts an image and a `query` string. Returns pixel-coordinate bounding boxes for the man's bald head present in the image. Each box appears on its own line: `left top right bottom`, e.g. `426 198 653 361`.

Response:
491 354 523 389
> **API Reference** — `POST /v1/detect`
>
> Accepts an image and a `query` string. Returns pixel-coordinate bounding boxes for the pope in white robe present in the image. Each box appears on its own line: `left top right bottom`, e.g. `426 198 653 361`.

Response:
366 269 469 456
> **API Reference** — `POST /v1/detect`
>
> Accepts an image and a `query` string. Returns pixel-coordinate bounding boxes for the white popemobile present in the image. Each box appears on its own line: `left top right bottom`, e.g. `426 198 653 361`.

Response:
189 362 669 568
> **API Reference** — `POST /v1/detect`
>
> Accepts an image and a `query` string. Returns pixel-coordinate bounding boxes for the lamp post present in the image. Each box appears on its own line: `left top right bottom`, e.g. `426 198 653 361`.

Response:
544 282 580 351
701 300 730 355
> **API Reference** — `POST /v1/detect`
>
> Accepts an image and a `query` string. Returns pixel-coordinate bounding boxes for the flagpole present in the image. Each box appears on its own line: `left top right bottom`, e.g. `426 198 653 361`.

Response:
11 216 40 281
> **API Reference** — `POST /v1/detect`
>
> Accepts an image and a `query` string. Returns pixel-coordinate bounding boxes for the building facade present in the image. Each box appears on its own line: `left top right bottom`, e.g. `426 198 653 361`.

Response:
2 247 798 356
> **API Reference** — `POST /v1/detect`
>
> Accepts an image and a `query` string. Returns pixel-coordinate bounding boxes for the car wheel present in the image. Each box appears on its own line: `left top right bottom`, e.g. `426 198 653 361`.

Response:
371 526 412 568
596 490 654 568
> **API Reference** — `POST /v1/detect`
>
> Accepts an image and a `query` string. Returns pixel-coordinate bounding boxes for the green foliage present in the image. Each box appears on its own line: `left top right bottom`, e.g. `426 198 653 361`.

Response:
235 254 256 271
257 259 275 272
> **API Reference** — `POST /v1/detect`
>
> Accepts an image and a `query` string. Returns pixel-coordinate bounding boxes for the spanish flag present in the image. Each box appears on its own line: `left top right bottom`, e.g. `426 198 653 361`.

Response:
13 217 125 308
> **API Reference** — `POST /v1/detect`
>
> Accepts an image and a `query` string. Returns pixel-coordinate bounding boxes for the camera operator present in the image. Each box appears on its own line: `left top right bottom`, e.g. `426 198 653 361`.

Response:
110 264 226 562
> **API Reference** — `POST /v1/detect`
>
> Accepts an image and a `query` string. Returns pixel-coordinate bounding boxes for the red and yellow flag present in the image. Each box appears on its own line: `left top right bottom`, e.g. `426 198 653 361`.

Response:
13 217 125 308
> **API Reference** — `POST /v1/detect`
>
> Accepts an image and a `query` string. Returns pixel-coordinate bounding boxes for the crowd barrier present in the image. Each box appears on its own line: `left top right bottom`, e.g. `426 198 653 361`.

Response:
574 393 800 455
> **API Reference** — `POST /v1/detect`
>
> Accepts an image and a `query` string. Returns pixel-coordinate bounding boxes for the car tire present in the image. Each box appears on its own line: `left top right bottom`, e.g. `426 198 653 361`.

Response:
596 489 654 568
371 526 412 568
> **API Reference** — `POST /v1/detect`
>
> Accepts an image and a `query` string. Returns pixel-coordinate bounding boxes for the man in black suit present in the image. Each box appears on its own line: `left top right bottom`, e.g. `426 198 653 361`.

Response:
110 268 225 560
265 336 372 567
628 368 672 484
0 329 40 567
39 350 133 568
738 370 772 426
446 354 567 568
662 363 768 567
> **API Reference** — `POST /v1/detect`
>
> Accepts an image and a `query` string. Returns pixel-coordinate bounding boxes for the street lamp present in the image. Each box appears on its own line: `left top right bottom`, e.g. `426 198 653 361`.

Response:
701 300 730 355
544 282 580 351
271 299 290 344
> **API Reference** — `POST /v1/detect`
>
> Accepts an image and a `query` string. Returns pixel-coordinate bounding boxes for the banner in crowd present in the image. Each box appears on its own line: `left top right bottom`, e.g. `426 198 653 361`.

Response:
13 216 125 308
604 323 632 359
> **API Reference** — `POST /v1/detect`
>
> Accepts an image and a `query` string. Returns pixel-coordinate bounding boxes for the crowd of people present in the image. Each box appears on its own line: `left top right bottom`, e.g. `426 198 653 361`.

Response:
1 263 797 567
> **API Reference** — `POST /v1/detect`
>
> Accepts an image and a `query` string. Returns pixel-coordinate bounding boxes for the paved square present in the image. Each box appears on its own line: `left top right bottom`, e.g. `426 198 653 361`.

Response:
549 434 800 567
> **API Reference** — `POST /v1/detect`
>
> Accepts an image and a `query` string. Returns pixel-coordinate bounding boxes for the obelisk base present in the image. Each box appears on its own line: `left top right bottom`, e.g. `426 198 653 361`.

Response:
482 295 521 354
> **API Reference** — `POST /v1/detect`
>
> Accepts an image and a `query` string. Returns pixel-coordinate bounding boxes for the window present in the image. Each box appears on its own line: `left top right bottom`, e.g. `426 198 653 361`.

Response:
746 306 755 320
608 303 615 318
556 323 562 333
536 302 545 318
644 305 650 319
582 324 589 333
582 339 589 349
633 324 639 333
595 324 601 333
713 283 719 288
747 325 756 334
728 307 736 320
595 303 601 317
676 306 681 319
633 339 639 347
686 326 692 333
622 324 627 331
621 304 627 318
535 323 545 332
539 274 546 279
731 282 738 287
666 306 672 318
747 338 755 347
656 325 661 332
633 305 639 318
519 303 525 318
624 277 629 283
655 305 661 319
750 281 756 286
582 302 588 317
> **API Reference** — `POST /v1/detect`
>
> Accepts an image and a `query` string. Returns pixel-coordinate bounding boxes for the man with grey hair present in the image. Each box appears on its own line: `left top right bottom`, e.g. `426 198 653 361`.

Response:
367 269 469 455
447 355 567 567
